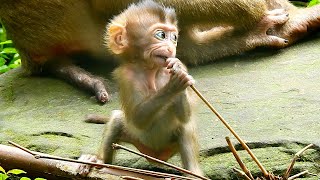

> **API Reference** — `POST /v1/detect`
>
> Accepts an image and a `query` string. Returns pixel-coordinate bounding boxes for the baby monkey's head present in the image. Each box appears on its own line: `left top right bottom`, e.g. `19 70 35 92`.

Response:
105 0 178 68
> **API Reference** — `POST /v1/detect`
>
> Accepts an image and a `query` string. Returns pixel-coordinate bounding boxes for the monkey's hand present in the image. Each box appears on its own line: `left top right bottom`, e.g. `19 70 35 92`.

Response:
166 58 195 92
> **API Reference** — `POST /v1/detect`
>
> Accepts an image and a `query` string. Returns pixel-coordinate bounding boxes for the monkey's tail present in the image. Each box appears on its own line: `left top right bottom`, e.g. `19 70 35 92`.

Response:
84 114 108 124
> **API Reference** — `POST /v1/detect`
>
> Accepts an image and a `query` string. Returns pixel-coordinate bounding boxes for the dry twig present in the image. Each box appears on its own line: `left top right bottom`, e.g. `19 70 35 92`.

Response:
8 141 195 180
226 137 254 180
190 85 316 180
283 144 314 179
233 168 252 180
190 85 268 177
112 143 209 180
287 170 309 180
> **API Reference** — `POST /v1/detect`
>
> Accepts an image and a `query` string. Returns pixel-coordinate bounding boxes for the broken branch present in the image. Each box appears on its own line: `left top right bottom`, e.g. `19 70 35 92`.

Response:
226 137 254 180
233 168 252 180
190 85 268 177
288 170 309 180
8 141 195 180
112 143 209 180
283 144 314 179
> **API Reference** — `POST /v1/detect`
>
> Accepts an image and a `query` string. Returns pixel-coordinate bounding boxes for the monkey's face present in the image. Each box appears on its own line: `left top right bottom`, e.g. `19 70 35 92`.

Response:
141 23 178 68
107 19 178 68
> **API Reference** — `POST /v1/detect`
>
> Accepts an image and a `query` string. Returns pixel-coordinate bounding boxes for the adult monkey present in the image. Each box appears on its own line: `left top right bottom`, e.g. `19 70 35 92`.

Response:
0 0 319 103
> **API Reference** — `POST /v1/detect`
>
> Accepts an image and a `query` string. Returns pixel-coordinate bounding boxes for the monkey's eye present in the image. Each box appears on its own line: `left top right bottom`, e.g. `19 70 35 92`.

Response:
154 30 166 40
171 34 178 43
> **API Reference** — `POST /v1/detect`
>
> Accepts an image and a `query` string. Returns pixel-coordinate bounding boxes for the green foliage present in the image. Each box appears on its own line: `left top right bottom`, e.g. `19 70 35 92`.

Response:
0 22 21 74
0 166 46 180
308 0 320 7
291 0 320 7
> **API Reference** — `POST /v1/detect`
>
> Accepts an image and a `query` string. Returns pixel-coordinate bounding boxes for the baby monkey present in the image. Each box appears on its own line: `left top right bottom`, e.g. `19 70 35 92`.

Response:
77 0 202 176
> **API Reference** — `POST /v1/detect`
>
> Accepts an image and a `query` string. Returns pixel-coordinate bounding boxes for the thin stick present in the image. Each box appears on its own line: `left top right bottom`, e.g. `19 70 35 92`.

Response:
112 143 209 180
121 176 144 180
8 141 194 180
225 137 254 180
8 141 37 156
283 144 314 179
190 85 269 177
232 168 252 180
288 170 309 180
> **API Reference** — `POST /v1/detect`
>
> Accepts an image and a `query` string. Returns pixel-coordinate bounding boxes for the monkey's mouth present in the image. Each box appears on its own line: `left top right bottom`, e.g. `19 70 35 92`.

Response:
154 53 173 61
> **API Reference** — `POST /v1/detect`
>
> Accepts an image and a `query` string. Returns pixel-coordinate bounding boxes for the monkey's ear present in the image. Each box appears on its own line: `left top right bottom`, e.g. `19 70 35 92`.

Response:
108 24 128 54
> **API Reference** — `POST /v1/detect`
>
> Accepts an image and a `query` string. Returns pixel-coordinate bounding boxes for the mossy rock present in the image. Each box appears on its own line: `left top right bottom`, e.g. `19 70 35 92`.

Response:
1 35 320 179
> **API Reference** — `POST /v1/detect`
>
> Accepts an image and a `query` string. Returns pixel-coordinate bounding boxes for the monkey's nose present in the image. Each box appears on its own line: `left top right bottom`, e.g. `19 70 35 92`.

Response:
167 45 176 54
167 49 176 58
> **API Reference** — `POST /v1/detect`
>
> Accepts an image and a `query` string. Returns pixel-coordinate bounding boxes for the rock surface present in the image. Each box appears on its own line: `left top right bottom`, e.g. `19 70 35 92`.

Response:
1 35 320 179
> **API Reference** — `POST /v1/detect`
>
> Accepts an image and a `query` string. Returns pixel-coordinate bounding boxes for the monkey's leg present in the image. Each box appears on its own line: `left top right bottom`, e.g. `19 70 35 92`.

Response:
195 4 291 48
177 124 203 176
179 9 290 64
76 110 124 176
44 57 109 103
100 110 125 164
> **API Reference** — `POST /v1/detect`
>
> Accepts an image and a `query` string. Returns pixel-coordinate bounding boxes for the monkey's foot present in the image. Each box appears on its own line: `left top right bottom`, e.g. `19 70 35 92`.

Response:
271 5 320 45
49 63 110 104
92 78 110 103
247 9 290 48
96 89 109 103
75 154 101 176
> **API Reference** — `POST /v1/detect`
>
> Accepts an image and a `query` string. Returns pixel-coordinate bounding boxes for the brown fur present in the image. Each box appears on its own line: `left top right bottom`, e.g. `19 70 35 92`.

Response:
0 0 319 102
77 0 202 176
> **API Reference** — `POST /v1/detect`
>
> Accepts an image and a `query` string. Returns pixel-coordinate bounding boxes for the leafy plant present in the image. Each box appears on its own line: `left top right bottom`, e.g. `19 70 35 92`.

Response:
0 166 46 180
0 22 21 74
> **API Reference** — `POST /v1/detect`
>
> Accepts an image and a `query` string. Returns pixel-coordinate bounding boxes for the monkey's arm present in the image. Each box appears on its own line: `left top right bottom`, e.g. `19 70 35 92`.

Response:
173 91 192 123
166 58 193 123
116 67 192 130
123 82 182 130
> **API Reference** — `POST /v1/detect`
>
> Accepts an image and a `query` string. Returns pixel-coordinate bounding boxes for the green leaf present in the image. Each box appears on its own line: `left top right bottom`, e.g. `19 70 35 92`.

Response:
6 169 26 175
13 53 20 60
12 59 21 65
0 57 5 66
35 178 47 180
0 166 6 174
9 57 21 65
0 40 12 45
0 54 8 59
0 65 9 73
0 29 6 42
0 173 8 180
9 63 21 69
308 0 320 7
14 59 21 65
1 47 17 54
20 177 31 180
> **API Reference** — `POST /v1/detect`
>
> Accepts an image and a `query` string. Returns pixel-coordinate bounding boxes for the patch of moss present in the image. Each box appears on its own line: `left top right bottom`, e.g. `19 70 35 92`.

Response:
200 143 319 179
